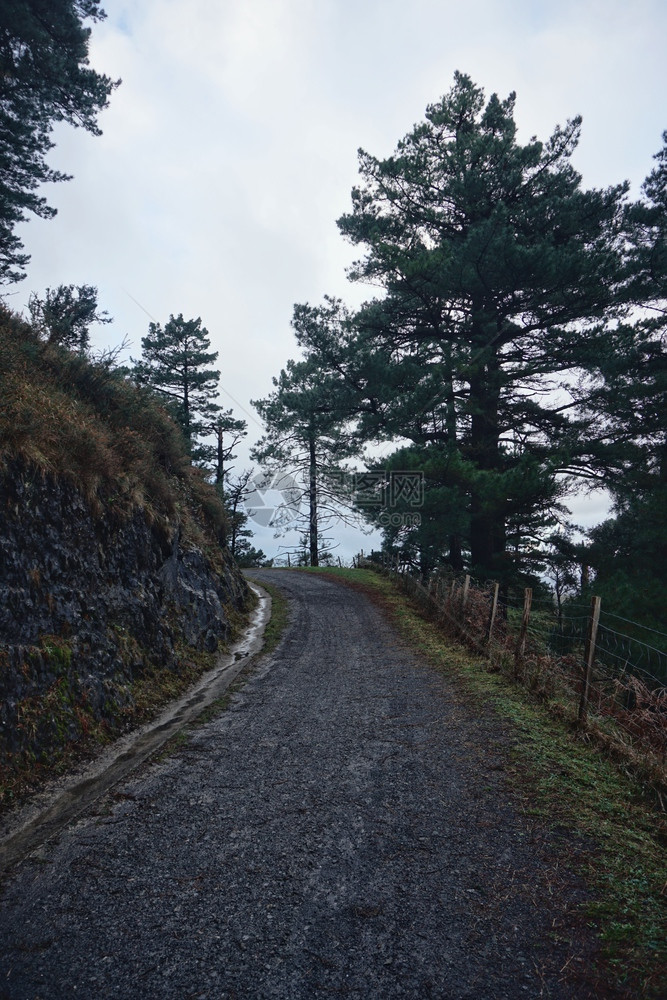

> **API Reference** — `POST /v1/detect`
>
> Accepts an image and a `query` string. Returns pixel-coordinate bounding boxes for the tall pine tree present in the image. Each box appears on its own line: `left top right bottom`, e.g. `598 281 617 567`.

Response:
337 72 629 580
252 327 360 567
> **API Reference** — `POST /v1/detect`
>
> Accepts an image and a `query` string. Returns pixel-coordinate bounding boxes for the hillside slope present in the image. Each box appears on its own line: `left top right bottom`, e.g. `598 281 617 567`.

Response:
0 307 249 786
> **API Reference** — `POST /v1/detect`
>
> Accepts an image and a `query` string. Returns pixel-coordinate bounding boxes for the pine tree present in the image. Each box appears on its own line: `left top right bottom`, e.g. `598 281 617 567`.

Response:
220 469 254 559
576 134 667 633
214 409 247 490
132 314 220 464
251 331 360 567
0 1 119 282
583 132 667 495
337 72 629 580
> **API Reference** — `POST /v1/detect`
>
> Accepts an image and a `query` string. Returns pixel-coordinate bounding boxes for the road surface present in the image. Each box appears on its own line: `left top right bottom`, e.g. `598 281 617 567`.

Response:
0 570 612 998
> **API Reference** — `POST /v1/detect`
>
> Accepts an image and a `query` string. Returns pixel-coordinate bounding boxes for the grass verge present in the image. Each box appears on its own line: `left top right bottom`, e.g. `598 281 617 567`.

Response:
305 566 666 1000
245 577 291 660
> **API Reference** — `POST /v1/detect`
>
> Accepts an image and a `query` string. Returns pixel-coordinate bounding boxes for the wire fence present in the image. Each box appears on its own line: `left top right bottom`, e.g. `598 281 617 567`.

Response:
358 555 667 793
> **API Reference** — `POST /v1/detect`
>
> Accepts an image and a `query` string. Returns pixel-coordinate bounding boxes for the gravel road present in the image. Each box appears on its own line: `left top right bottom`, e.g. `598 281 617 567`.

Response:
0 570 613 999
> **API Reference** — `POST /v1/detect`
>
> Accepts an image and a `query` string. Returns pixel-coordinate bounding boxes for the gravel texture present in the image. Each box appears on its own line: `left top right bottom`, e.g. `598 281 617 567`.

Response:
0 570 615 999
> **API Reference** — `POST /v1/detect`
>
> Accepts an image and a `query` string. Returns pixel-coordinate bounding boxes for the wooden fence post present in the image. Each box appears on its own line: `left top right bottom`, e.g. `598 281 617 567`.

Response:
578 595 602 724
514 588 533 666
486 582 500 646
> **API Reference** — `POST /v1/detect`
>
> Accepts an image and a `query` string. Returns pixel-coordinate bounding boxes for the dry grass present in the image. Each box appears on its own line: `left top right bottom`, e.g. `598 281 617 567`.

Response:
387 568 667 803
0 304 227 544
0 307 251 812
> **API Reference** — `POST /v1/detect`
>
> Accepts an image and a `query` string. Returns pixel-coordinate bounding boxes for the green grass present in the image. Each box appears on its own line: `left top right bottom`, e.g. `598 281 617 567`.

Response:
246 577 290 658
303 566 666 999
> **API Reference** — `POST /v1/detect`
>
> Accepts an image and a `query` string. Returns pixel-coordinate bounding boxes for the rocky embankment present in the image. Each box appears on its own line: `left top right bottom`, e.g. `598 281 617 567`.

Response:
0 460 249 770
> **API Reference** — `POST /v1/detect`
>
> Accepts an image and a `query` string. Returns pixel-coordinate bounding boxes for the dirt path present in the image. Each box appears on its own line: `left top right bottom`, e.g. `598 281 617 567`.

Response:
0 570 615 998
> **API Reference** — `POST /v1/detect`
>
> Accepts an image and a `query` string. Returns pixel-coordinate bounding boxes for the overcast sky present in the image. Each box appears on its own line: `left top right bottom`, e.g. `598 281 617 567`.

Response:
9 0 667 561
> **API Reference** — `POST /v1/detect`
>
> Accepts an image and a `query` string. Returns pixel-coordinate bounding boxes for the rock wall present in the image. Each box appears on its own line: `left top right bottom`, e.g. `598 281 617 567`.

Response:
0 461 249 765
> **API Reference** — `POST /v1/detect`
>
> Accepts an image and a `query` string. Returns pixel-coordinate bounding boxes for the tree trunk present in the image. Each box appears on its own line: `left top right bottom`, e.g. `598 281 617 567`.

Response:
216 425 224 489
309 430 319 567
448 534 463 571
469 498 497 575
468 360 505 577
230 496 239 557
183 360 190 442
444 343 458 447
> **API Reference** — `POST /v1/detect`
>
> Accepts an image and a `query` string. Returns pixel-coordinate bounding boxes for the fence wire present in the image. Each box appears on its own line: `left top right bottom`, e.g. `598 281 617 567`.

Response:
362 557 667 768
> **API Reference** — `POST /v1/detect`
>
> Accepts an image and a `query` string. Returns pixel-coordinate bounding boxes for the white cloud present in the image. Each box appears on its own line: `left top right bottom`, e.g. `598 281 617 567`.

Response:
9 0 666 559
